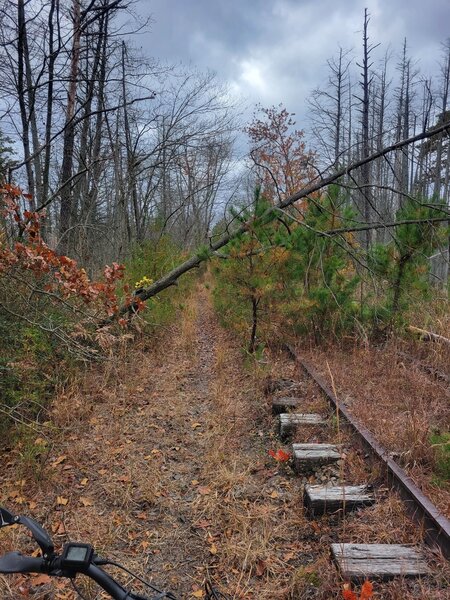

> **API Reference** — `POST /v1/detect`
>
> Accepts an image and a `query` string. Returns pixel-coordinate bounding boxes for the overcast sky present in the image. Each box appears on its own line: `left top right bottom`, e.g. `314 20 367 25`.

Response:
131 0 450 129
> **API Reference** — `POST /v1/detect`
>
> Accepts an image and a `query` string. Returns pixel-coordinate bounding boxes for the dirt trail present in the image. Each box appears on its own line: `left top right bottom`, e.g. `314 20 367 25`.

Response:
1 287 294 599
1 287 449 600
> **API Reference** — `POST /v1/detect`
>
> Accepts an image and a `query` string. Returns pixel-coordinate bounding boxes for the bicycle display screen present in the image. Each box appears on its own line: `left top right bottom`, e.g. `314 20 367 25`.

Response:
61 543 94 570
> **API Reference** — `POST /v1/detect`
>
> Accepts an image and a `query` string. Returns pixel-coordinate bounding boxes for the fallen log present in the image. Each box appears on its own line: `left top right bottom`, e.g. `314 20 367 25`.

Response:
106 118 450 322
406 325 450 347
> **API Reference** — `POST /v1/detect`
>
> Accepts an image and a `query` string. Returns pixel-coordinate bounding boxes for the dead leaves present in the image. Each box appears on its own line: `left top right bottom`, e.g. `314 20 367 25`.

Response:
79 497 93 507
268 448 291 462
209 543 218 555
343 581 374 600
31 574 51 586
51 455 67 467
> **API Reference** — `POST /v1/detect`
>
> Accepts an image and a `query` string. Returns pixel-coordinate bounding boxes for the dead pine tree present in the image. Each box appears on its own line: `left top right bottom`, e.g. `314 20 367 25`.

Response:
355 8 379 251
307 46 352 167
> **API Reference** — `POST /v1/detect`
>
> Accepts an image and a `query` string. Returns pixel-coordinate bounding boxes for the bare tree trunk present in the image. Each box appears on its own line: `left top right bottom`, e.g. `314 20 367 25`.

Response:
334 47 343 163
17 0 35 203
42 0 60 222
59 0 81 253
121 41 141 241
433 43 450 199
401 58 411 196
249 294 259 354
358 8 374 250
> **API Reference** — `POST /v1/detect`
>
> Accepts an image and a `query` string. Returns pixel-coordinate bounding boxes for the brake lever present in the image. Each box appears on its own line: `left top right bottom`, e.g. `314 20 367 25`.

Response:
0 506 16 528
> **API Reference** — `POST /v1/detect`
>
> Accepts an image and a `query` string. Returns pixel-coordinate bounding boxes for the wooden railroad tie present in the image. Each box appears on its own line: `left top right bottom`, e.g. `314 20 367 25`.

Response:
278 413 324 441
304 484 374 516
271 396 302 415
331 543 430 581
292 443 341 473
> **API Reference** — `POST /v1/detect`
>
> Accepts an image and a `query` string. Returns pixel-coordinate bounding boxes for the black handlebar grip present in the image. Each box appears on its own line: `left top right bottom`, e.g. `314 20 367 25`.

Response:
0 552 44 574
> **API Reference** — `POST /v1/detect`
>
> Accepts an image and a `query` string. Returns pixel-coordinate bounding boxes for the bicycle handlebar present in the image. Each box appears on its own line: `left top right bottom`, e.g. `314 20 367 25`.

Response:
0 505 225 600
0 552 45 574
0 550 147 600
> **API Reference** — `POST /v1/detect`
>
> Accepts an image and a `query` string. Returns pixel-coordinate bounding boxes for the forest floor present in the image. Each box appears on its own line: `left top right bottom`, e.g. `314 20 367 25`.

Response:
0 284 449 600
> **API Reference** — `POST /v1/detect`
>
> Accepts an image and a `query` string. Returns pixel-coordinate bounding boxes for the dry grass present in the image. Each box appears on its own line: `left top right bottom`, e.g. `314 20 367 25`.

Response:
1 285 449 599
297 339 450 516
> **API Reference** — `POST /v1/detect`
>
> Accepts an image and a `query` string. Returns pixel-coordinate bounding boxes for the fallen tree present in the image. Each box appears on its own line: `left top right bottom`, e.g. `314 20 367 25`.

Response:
406 326 450 347
111 119 450 321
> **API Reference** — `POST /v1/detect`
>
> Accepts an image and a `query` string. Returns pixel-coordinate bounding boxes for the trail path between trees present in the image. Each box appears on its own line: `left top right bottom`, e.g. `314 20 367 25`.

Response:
1 287 305 599
1 286 448 600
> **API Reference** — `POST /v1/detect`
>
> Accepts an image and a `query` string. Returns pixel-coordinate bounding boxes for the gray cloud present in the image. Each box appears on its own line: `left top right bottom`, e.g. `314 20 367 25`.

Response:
134 0 450 127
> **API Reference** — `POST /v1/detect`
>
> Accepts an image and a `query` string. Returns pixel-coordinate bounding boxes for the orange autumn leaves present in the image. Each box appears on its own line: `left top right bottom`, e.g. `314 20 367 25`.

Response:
268 448 291 462
0 185 133 319
343 581 374 600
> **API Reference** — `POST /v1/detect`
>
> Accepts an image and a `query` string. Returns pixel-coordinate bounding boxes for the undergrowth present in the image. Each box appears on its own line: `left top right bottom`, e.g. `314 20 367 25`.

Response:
125 236 195 328
430 431 450 488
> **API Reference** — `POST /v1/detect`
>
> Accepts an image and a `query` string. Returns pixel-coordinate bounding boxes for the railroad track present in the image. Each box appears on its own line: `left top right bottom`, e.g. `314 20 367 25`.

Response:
266 344 450 582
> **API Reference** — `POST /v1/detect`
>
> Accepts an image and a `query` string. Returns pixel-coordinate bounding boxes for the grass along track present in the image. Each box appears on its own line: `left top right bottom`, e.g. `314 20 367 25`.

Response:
263 340 449 595
283 345 450 561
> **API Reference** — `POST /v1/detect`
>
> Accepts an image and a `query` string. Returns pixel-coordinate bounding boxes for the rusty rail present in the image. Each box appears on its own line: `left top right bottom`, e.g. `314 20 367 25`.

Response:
285 344 450 560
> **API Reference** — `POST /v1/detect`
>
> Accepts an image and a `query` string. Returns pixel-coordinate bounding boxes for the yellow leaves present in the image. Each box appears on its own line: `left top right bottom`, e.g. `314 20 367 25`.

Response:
80 478 88 486
192 590 204 598
34 437 47 447
191 479 200 486
135 275 153 289
269 490 279 499
51 521 65 535
191 422 202 429
209 543 218 555
56 496 68 506
79 497 93 507
144 448 163 460
9 489 26 504
51 455 67 467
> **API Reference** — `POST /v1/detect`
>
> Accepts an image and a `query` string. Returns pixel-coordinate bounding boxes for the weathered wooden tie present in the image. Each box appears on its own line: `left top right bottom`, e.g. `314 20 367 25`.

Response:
292 443 341 473
304 484 374 516
278 413 324 440
271 396 301 415
331 543 430 581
